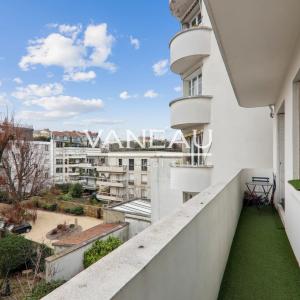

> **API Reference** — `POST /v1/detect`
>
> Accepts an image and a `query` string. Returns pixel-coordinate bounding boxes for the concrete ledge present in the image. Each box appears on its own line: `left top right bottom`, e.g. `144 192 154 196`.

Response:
43 169 244 300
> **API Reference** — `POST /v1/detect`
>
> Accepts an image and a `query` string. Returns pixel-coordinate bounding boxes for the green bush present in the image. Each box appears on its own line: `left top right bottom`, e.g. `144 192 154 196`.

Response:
63 206 84 215
70 206 84 215
55 183 71 194
42 203 57 212
0 235 34 276
83 236 122 268
25 280 64 300
70 183 83 198
60 193 72 201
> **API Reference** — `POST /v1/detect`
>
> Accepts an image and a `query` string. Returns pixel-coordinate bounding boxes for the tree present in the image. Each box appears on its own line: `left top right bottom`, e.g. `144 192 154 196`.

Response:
0 135 49 203
0 116 15 162
70 183 83 198
0 234 33 277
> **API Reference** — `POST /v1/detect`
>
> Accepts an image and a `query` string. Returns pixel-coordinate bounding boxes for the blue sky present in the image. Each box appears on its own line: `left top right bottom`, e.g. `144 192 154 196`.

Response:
0 0 182 135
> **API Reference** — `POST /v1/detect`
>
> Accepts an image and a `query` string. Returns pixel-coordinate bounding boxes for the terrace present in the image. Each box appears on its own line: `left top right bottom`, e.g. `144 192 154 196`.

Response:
44 169 300 300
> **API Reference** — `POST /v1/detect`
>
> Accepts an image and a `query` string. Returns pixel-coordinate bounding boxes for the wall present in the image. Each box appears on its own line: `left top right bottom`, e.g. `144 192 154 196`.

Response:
44 170 244 300
201 6 273 184
45 224 129 282
272 36 300 264
125 216 151 238
150 157 183 223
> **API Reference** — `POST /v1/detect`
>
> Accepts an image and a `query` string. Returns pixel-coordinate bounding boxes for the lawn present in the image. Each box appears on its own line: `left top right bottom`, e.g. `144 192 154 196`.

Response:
218 206 300 300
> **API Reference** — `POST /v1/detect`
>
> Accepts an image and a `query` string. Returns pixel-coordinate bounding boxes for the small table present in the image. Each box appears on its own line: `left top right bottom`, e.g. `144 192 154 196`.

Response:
245 177 273 206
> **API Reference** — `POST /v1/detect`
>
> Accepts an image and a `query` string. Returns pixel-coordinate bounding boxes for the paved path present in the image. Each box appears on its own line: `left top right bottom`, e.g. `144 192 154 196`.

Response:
25 210 102 248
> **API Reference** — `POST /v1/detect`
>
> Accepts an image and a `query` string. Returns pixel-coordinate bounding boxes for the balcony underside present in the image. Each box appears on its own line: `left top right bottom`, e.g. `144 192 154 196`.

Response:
204 0 300 107
219 206 300 299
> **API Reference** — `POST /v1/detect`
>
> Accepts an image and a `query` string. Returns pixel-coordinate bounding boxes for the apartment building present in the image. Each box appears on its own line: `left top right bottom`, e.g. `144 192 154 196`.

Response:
50 131 182 205
43 2 300 299
150 0 274 221
201 0 300 265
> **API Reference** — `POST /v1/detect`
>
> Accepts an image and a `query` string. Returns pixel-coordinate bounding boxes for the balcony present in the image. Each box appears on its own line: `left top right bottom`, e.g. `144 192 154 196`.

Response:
170 95 212 129
170 163 213 193
97 192 125 202
219 206 300 299
97 178 126 188
96 165 127 173
170 27 211 75
44 169 300 300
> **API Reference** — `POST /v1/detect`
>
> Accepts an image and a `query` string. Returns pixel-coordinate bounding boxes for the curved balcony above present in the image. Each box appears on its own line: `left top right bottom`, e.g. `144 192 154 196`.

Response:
170 164 213 193
169 95 212 130
170 27 211 75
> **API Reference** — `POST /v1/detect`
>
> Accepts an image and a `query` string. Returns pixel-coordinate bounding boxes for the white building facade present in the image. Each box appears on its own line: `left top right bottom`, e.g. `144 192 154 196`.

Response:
151 0 274 222
200 0 300 265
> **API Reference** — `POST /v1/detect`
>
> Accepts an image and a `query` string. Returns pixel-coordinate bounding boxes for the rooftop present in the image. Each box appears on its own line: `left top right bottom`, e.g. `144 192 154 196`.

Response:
52 223 127 247
219 206 300 299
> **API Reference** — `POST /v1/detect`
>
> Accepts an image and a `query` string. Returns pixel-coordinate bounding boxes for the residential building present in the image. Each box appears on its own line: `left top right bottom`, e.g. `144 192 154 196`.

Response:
201 0 300 266
44 1 300 300
151 0 273 222
50 131 182 207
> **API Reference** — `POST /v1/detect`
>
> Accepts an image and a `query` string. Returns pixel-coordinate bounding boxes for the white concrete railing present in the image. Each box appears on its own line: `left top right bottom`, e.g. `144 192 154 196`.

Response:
44 169 245 300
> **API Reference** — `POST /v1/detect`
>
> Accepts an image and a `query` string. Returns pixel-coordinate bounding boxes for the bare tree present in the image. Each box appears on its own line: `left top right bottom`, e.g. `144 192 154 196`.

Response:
0 116 15 162
1 136 49 203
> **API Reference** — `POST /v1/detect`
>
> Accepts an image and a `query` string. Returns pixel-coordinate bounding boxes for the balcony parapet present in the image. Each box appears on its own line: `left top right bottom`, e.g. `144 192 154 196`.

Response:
170 95 212 129
170 26 212 75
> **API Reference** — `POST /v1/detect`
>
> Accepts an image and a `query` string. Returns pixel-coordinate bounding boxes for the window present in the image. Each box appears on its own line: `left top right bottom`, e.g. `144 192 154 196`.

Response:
141 174 148 184
128 174 134 185
56 167 63 173
141 159 147 171
45 145 49 151
129 159 134 171
190 13 202 28
56 141 63 148
56 159 63 165
187 131 204 166
128 188 134 200
141 189 147 199
118 159 122 167
189 74 202 96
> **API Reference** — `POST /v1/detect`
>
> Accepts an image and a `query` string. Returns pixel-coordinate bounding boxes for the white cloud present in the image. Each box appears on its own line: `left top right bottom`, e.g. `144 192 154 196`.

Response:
58 24 82 39
0 93 11 106
63 71 96 82
144 89 159 98
174 86 182 92
153 59 169 76
19 23 116 74
13 77 23 84
12 83 63 100
130 36 140 50
84 24 116 72
119 91 138 100
30 95 103 113
17 110 78 121
119 91 131 100
19 33 85 71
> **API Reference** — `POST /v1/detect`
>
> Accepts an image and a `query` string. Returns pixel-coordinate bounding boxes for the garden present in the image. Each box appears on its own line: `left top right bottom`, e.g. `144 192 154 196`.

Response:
29 183 103 219
0 234 63 299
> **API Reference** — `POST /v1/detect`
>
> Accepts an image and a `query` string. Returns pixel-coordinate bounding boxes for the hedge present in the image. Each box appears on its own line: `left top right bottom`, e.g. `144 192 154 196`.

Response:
83 236 122 268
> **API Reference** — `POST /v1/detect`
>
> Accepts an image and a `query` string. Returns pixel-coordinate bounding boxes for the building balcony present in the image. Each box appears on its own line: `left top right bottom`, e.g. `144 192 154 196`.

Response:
44 168 300 300
96 165 127 173
97 192 125 202
169 95 212 129
170 163 213 193
97 179 126 188
170 26 211 75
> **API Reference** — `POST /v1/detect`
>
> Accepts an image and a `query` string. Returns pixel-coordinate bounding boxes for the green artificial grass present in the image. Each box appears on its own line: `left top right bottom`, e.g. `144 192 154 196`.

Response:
288 179 300 191
218 206 300 300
